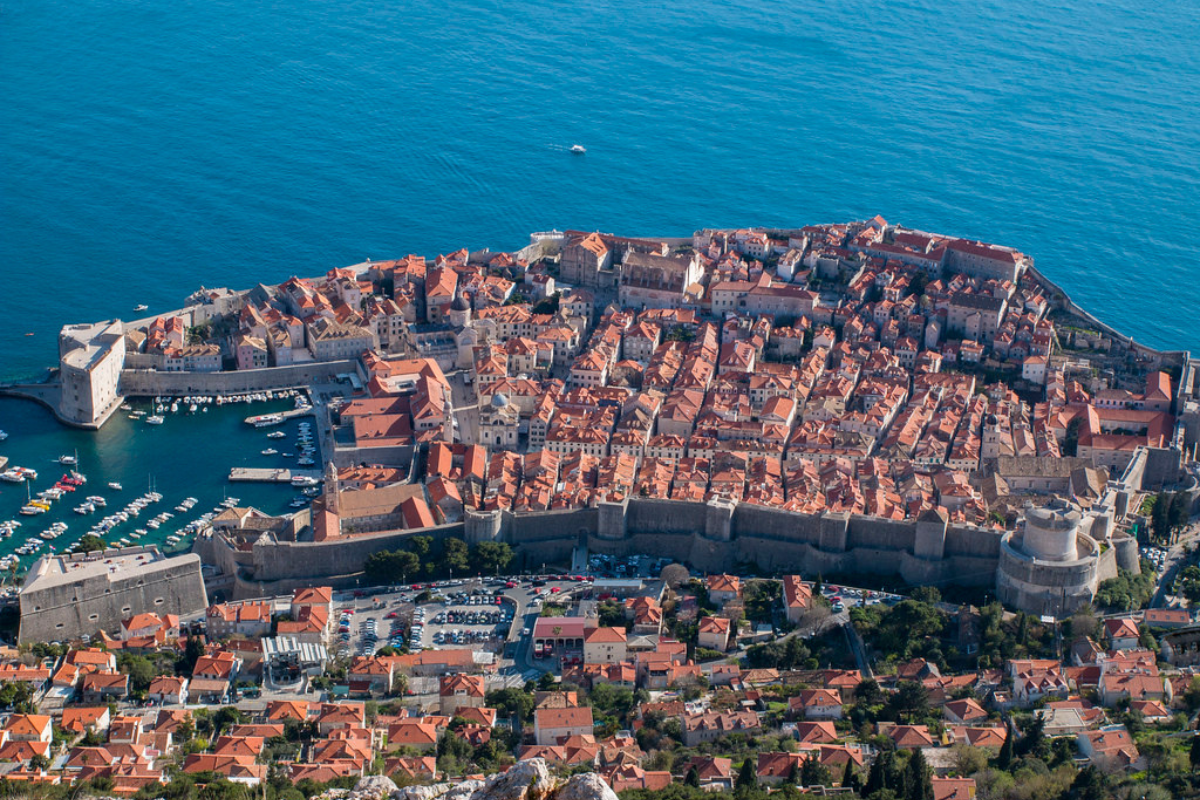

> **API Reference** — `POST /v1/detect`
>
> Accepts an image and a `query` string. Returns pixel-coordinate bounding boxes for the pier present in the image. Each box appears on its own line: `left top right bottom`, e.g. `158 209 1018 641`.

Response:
228 467 323 484
243 407 314 425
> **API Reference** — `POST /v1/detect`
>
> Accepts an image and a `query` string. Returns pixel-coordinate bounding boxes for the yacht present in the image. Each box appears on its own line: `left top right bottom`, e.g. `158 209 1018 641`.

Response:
133 304 148 312
261 448 278 456
146 415 165 425
107 482 123 491
570 144 586 153
267 431 286 439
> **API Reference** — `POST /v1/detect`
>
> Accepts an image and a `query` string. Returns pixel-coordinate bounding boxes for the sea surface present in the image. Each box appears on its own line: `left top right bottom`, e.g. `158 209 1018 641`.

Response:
0 396 315 567
1 0 1198 555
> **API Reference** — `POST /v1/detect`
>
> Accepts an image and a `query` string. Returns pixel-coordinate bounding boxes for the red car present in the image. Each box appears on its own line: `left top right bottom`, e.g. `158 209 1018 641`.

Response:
505 581 517 589
385 611 398 619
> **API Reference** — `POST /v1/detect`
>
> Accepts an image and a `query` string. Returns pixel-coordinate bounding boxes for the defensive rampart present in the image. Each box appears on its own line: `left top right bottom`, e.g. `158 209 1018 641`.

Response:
208 496 1010 599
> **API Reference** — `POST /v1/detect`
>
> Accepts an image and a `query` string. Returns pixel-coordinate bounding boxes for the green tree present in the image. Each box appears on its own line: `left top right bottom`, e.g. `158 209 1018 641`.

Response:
443 538 470 575
1170 492 1190 530
910 586 941 604
684 766 701 788
800 754 831 787
74 534 107 554
904 747 932 800
471 542 514 576
889 681 930 722
842 759 860 792
736 757 757 790
117 653 159 695
1152 493 1171 543
484 688 535 723
179 634 207 674
1017 711 1047 759
408 535 432 558
1066 765 1107 800
998 720 1014 770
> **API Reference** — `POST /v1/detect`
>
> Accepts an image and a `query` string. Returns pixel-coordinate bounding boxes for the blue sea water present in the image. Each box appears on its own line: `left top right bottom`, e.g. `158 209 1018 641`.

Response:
2 0 1199 381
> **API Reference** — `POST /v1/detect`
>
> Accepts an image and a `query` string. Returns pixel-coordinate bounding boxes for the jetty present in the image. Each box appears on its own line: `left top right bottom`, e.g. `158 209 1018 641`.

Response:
244 407 313 425
228 467 323 484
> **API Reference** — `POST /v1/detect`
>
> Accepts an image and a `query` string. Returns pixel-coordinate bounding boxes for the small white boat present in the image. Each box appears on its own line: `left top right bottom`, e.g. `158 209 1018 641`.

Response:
58 454 77 466
570 144 586 154
146 415 165 425
0 431 8 441
134 304 148 312
108 482 123 491
261 448 278 456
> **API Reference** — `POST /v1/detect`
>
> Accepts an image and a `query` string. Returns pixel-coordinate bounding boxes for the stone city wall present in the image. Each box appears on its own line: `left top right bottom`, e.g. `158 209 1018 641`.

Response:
210 497 1009 596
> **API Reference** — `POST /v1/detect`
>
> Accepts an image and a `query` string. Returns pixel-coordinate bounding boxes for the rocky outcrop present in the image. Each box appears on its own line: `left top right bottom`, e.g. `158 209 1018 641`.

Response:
327 760 616 800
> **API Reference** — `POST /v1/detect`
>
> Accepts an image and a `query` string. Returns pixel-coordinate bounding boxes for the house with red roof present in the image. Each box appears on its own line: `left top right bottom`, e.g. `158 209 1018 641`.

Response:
781 575 813 624
943 697 988 725
583 627 628 665
1077 726 1144 771
932 777 977 800
697 616 733 652
534 707 594 746
885 724 934 749
789 689 844 721
1104 618 1141 651
438 674 485 716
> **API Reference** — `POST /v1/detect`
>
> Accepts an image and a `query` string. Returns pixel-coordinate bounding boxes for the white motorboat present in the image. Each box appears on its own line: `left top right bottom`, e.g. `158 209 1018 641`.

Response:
570 144 586 153
133 304 148 312
146 415 165 425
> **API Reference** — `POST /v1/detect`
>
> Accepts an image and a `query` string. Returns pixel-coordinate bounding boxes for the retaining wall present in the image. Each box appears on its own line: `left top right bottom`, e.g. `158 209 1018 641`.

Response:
119 360 357 397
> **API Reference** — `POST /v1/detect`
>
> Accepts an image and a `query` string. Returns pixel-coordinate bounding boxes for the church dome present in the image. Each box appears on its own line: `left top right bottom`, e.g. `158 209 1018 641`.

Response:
491 393 509 408
450 295 470 312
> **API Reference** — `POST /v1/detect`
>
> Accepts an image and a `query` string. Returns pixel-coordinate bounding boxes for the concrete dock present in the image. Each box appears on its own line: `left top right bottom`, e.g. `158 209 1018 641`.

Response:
243 407 315 425
228 467 323 484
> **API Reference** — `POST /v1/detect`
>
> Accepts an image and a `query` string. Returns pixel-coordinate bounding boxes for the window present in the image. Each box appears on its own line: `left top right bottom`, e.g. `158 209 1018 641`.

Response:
89 614 99 621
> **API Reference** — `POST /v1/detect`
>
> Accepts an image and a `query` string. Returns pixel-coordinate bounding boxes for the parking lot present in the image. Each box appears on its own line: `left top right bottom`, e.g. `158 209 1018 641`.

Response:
422 591 515 649
335 580 526 657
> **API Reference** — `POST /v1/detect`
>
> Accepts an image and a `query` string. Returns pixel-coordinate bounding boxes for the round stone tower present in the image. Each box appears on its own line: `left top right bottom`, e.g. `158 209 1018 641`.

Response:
448 294 472 328
1022 500 1082 562
996 499 1102 617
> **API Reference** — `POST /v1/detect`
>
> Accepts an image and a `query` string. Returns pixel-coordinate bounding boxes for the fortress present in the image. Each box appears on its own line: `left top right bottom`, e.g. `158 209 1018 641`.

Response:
18 546 208 644
199 486 1141 618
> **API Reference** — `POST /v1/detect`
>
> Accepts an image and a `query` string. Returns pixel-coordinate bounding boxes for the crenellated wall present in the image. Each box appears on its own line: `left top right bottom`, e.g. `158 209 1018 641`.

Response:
208 496 1017 600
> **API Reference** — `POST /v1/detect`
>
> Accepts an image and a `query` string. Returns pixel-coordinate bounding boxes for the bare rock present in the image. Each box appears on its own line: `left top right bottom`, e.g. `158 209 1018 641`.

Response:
393 784 460 800
445 781 485 800
472 758 554 800
354 776 398 799
556 773 618 800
